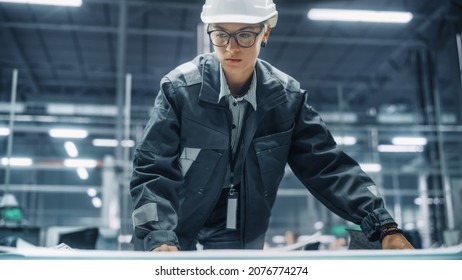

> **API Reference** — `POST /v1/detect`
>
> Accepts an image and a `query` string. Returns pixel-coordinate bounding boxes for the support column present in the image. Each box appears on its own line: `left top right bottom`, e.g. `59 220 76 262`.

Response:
418 174 431 249
4 69 18 192
115 0 127 163
101 155 120 231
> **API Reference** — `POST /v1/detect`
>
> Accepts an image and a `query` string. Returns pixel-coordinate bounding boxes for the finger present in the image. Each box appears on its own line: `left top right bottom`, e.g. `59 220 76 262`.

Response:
152 245 169 251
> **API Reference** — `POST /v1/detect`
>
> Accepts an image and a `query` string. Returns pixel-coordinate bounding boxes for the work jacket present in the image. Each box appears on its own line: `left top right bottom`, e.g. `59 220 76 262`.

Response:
130 53 396 251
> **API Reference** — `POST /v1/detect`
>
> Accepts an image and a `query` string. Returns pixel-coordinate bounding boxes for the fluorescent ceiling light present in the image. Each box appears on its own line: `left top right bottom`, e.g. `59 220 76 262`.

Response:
92 197 102 208
92 138 134 147
121 139 135 148
359 163 382 173
1 157 33 166
308 8 413 23
378 145 424 153
414 197 442 206
93 138 118 147
0 0 82 6
64 141 79 158
49 128 88 139
64 159 97 168
392 136 427 146
0 127 10 136
86 187 97 197
47 103 117 116
333 136 357 146
320 112 358 123
77 167 89 180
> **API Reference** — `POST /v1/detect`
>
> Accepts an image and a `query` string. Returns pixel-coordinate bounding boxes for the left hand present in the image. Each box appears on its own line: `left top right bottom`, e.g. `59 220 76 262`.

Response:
381 233 415 249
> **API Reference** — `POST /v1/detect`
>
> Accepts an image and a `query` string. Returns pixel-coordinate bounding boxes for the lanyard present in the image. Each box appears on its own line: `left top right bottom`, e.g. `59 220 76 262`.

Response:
226 97 246 230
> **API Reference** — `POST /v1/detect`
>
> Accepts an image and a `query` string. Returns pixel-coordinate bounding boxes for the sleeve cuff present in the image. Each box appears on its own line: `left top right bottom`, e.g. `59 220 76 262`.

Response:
144 230 180 251
360 208 397 241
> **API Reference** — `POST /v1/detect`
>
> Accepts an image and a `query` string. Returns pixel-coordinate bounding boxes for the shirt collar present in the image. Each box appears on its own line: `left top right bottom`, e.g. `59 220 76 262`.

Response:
218 65 257 111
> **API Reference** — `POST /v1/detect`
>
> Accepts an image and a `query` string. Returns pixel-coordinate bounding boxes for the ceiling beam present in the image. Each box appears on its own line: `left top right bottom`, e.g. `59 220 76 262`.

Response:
270 35 425 47
0 21 426 47
0 21 195 37
0 10 40 93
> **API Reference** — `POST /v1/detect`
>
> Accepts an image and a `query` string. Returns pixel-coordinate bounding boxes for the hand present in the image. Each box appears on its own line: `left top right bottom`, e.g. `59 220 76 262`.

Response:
381 233 415 249
152 244 179 252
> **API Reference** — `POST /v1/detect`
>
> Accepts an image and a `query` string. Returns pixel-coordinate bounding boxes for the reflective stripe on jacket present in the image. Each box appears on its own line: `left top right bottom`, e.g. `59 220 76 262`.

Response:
130 53 396 251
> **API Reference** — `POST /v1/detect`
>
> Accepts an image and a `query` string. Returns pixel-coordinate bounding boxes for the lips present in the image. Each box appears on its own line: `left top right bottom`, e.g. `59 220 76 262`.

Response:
226 58 241 63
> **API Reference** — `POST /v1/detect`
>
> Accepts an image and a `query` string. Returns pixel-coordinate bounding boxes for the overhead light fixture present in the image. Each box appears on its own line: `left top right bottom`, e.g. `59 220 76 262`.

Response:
77 167 89 180
414 197 443 206
92 138 135 147
92 138 118 147
1 157 33 166
359 163 382 173
378 145 424 153
121 139 135 148
92 197 102 208
0 0 82 6
392 136 427 146
64 141 79 158
333 136 357 146
0 127 10 136
86 187 97 197
49 128 88 139
307 8 413 24
64 159 97 168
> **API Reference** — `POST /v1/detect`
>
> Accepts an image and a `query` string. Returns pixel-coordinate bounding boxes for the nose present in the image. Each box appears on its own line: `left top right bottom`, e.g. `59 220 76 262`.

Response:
226 35 240 51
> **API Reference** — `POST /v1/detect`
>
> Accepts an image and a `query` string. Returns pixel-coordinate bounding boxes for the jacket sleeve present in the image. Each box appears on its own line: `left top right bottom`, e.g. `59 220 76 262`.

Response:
288 92 396 241
130 79 183 251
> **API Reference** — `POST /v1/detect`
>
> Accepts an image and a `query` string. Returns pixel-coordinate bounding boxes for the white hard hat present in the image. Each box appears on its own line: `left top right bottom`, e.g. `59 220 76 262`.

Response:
201 0 278 28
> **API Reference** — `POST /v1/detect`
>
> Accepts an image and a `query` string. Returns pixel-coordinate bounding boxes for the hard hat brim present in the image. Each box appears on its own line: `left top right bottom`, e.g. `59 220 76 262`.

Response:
201 12 278 28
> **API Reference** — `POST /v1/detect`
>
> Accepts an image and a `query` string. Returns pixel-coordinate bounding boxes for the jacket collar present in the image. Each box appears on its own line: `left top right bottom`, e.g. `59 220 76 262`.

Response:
218 66 258 111
198 53 287 112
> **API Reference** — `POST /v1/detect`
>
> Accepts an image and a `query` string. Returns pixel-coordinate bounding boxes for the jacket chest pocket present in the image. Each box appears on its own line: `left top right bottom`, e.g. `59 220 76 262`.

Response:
179 115 228 195
253 123 294 197
180 149 224 195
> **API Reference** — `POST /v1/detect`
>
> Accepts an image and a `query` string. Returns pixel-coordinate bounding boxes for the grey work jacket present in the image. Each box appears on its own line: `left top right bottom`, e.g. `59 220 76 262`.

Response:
130 53 396 251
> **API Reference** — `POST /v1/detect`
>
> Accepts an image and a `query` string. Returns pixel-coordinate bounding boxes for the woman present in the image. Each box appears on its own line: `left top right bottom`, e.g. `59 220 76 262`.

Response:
130 0 414 251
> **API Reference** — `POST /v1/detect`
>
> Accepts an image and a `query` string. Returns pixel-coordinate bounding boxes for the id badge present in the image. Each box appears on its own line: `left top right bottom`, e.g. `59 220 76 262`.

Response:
226 191 238 229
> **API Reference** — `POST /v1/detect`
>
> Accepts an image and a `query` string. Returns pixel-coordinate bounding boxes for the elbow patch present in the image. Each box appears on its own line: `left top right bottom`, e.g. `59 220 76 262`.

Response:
132 203 158 227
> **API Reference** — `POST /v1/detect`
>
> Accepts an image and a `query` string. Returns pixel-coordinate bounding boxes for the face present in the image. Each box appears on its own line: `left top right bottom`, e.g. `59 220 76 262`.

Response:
209 23 270 80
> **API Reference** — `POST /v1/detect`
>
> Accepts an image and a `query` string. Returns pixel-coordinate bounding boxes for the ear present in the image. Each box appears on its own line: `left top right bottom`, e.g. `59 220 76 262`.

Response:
260 26 271 48
263 26 272 41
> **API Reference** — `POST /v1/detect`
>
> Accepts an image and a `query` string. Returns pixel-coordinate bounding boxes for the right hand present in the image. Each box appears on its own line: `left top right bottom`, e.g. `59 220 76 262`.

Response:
382 233 414 250
152 244 179 252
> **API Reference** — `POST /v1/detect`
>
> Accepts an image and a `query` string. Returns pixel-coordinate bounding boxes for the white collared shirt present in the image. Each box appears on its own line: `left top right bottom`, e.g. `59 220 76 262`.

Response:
218 66 257 111
218 65 257 187
218 66 257 156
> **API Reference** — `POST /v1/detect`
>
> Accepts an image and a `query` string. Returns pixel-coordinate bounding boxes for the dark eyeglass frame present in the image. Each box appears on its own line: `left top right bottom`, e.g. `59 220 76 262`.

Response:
207 24 264 48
